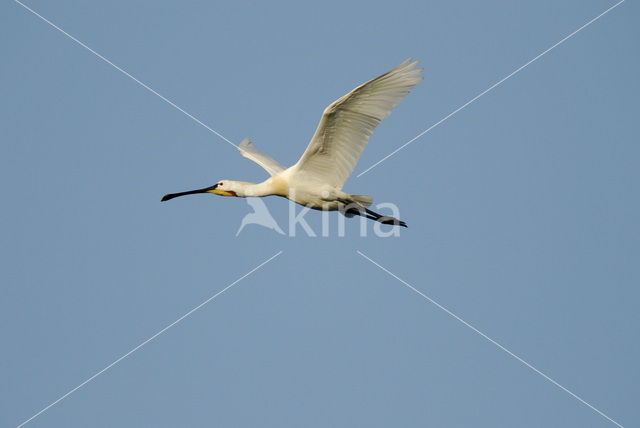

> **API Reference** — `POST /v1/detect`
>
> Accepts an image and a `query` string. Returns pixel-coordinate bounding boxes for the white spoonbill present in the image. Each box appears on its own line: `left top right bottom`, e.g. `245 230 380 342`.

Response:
162 58 423 227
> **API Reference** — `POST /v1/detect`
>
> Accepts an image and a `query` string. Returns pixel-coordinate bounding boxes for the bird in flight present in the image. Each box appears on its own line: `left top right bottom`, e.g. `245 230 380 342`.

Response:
162 58 422 227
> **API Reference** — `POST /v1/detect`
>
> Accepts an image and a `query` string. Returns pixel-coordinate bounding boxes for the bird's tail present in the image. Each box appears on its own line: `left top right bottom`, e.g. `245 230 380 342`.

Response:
349 194 373 208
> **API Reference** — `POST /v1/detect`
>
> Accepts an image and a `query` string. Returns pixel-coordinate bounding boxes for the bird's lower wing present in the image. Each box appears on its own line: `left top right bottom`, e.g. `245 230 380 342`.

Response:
238 138 286 177
292 58 423 189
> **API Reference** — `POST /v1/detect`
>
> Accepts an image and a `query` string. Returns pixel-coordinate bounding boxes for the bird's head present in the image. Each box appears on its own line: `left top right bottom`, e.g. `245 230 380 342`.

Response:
161 180 243 202
209 180 242 197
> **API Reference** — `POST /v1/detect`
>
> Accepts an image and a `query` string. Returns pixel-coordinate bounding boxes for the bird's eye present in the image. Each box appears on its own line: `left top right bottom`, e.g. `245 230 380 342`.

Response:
219 182 223 186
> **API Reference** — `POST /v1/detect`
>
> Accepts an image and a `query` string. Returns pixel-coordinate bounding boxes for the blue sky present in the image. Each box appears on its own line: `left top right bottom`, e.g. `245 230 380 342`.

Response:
2 1 638 427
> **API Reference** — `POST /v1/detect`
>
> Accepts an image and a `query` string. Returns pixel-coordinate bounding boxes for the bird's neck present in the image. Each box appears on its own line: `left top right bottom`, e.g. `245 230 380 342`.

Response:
235 179 279 198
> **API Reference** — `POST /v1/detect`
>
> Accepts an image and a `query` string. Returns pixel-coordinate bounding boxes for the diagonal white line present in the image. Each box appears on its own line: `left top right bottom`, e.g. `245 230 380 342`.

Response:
15 250 283 428
357 250 624 428
14 0 237 148
356 0 625 177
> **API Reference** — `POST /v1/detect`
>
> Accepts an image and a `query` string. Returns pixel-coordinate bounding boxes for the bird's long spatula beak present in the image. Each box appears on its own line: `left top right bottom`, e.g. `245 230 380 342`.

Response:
161 185 216 202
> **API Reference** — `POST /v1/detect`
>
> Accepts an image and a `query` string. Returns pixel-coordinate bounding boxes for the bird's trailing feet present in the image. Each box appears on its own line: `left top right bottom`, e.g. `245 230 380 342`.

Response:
343 205 407 228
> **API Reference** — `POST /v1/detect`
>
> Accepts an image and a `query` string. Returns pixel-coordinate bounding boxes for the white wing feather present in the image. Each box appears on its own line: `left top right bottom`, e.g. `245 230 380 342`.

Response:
293 58 423 188
238 138 285 176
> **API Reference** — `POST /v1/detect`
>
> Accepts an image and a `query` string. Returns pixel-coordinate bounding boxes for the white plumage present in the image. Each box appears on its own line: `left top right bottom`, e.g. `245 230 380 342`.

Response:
294 58 423 189
238 139 285 177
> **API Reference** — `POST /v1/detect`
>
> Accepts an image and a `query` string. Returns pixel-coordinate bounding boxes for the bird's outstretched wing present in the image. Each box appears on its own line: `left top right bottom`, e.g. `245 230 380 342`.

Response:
293 58 422 189
238 138 286 176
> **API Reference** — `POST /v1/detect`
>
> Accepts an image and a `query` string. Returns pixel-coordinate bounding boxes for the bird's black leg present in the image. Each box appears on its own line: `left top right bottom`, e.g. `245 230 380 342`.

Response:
345 205 407 227
344 206 378 221
342 203 407 228
365 207 407 228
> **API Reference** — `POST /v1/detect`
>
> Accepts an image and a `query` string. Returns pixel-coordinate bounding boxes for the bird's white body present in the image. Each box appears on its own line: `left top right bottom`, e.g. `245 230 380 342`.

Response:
163 59 423 226
217 171 347 210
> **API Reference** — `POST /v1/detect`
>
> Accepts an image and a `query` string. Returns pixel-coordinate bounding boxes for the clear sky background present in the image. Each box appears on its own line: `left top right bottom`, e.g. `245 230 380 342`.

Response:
2 1 638 427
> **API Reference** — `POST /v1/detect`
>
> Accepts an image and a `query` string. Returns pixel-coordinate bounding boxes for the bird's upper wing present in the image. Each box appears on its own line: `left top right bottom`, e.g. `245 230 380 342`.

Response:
238 138 286 176
292 58 423 189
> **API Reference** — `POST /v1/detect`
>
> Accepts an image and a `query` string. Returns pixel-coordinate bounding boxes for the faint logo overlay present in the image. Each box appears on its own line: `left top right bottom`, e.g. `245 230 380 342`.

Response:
236 198 402 237
236 198 285 236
